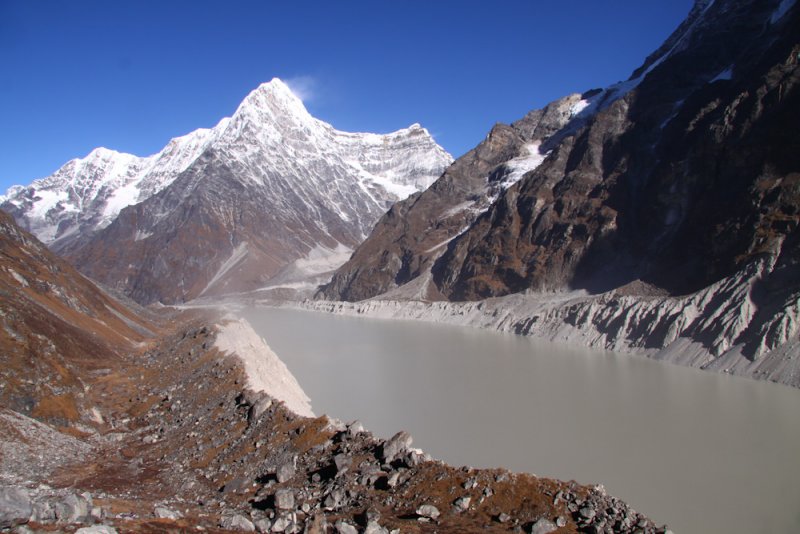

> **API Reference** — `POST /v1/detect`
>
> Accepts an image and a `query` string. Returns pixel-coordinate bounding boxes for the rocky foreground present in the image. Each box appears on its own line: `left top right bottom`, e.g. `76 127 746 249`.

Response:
0 165 665 533
1 318 669 534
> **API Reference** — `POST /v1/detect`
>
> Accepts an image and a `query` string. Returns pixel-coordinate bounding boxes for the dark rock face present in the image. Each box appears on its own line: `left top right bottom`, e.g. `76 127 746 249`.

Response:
320 94 588 301
322 0 800 304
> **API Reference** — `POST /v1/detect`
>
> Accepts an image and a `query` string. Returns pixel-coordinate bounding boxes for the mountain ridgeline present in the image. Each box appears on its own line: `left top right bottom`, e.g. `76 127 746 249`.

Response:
319 0 800 383
2 79 452 304
324 0 799 301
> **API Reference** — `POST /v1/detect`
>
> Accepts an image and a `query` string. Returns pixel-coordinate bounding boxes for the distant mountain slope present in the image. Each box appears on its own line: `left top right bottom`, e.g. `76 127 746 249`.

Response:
0 210 154 425
2 79 452 304
1 123 227 248
320 0 800 382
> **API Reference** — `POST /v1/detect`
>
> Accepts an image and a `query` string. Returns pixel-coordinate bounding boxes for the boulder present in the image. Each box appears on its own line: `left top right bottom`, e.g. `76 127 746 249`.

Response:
274 488 295 511
531 517 558 534
253 518 272 533
154 506 182 520
453 496 471 512
75 526 118 534
333 453 352 477
415 504 440 520
380 431 413 463
220 513 255 531
334 520 358 534
54 493 90 523
276 459 296 483
248 397 273 424
0 487 32 529
364 520 388 534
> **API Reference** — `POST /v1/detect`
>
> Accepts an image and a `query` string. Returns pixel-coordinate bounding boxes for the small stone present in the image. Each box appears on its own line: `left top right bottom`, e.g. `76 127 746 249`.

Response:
276 460 296 483
556 516 567 527
75 527 118 534
364 520 388 534
386 472 401 488
497 512 511 523
323 488 345 509
333 453 352 477
274 489 295 511
530 517 558 534
55 493 90 523
416 504 440 520
0 487 32 529
223 477 251 494
453 496 471 512
363 507 381 524
463 478 478 490
579 507 596 520
334 520 358 534
270 516 291 533
347 421 365 436
220 513 256 531
154 506 182 520
248 397 273 423
253 518 272 533
31 500 55 523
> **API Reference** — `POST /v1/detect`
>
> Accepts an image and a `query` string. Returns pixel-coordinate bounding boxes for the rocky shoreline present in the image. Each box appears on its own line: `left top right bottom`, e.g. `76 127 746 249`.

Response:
274 257 799 389
1 317 669 534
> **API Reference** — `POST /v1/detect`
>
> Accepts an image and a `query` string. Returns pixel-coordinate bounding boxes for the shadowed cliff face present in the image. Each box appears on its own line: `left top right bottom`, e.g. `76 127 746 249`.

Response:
322 0 800 303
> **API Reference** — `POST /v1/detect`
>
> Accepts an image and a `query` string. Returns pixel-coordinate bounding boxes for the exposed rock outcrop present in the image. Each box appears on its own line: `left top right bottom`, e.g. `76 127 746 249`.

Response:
319 0 800 383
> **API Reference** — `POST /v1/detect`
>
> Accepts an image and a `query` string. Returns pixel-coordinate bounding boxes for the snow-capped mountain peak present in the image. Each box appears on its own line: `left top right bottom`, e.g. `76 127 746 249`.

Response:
234 78 317 128
2 78 453 303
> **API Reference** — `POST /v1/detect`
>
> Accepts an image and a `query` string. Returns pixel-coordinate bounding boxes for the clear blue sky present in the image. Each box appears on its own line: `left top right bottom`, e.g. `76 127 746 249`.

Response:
0 0 693 192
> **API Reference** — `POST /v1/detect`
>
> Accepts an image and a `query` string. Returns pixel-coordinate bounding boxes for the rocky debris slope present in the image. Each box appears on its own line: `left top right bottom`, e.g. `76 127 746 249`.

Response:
215 317 314 418
3 78 452 305
1 318 667 534
319 0 800 383
0 213 663 532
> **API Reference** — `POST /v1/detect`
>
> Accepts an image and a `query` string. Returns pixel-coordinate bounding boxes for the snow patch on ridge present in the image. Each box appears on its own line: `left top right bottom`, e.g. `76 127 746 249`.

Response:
771 0 796 24
569 99 591 117
102 181 141 221
215 318 313 417
710 67 733 82
501 142 548 189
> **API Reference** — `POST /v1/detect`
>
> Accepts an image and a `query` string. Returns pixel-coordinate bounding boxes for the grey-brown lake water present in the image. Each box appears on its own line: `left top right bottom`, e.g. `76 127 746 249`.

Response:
240 306 800 534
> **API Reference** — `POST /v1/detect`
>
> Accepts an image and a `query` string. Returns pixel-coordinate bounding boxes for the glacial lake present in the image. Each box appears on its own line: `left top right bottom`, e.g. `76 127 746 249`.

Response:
240 306 800 534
